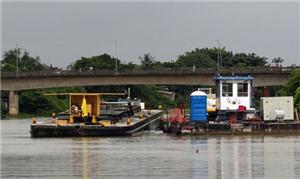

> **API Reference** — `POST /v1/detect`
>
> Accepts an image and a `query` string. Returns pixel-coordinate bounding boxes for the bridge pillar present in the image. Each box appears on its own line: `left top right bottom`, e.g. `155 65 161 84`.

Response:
262 86 270 97
9 90 19 116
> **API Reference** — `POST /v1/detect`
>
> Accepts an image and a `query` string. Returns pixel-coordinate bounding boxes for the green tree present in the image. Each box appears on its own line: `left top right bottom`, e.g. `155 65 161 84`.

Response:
160 61 178 68
175 47 268 68
139 53 156 69
71 53 140 71
192 47 234 68
119 61 138 70
130 85 176 109
280 68 300 108
176 48 216 68
1 48 45 72
272 57 284 66
1 91 8 118
19 87 86 115
71 53 120 70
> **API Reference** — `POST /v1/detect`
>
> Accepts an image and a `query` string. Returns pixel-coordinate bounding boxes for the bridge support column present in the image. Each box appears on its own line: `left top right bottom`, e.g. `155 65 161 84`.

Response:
262 86 270 97
9 90 19 116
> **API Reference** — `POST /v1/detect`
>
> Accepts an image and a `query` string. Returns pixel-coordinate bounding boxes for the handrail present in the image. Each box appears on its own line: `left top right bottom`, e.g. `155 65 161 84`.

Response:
1 67 298 78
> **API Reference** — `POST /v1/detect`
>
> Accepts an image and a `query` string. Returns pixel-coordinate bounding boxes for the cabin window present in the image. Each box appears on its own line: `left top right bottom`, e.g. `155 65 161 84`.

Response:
238 83 248 96
222 83 233 97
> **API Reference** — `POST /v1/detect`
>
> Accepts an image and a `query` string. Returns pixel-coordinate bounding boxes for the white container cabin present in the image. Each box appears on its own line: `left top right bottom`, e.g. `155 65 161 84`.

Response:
214 75 253 111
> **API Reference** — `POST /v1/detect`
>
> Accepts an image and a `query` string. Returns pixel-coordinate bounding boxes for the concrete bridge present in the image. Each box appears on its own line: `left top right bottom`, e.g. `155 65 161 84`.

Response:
1 67 297 115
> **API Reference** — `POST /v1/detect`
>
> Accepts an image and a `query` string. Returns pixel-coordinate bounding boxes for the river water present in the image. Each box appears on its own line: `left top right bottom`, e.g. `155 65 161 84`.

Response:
1 119 300 179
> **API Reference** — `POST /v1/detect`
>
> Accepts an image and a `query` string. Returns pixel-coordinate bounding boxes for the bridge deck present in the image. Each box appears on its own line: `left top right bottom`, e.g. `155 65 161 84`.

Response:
1 67 296 78
1 67 297 91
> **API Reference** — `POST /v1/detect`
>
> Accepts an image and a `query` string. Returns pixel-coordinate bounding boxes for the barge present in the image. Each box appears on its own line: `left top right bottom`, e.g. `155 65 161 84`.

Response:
31 110 162 137
160 74 299 135
30 92 162 137
179 122 300 135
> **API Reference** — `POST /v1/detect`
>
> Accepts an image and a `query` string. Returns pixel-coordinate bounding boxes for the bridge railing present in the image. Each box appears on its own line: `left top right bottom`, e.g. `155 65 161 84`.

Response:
1 67 298 78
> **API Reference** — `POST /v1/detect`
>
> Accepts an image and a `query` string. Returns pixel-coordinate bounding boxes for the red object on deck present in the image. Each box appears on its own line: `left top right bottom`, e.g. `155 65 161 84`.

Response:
238 105 246 111
161 108 187 123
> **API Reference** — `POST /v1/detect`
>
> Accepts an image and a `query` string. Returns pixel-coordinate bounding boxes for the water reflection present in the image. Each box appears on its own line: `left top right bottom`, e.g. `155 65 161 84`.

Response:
1 119 300 178
190 136 299 179
70 138 96 179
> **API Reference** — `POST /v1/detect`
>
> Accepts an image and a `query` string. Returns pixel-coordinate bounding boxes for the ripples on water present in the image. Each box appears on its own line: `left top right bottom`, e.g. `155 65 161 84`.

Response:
1 119 300 179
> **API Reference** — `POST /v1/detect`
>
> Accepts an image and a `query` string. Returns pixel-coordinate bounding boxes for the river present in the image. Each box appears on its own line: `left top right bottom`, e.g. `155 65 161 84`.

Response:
1 119 300 179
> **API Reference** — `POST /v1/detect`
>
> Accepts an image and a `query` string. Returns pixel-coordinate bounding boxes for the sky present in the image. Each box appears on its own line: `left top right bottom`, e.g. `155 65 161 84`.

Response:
1 1 299 68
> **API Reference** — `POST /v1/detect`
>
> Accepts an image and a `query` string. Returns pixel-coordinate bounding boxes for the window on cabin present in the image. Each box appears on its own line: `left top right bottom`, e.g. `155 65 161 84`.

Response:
238 83 248 96
222 83 233 97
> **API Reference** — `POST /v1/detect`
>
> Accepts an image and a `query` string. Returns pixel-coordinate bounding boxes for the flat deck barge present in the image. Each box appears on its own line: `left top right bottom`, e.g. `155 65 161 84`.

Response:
179 122 300 135
31 110 162 137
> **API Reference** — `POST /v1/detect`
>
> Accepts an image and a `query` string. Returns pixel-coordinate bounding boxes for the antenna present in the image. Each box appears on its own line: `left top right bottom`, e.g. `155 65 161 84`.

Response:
217 40 222 69
217 40 220 69
114 40 118 74
16 43 19 77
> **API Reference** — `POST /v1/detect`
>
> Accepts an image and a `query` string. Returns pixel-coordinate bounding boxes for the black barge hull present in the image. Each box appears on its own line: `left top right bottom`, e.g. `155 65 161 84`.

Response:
31 112 162 137
177 122 300 135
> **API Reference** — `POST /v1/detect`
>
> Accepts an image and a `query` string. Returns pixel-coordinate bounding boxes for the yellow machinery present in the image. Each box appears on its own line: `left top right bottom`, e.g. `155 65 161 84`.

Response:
68 93 101 117
44 92 125 124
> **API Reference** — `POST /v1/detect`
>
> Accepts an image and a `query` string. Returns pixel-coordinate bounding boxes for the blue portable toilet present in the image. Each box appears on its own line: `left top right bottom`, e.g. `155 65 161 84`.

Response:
190 91 207 122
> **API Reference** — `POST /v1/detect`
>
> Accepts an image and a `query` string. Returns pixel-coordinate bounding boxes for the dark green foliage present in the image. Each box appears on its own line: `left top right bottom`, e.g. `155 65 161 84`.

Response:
1 49 45 72
119 62 138 70
71 54 120 70
157 61 178 68
19 90 53 114
175 47 268 68
70 53 139 71
1 102 8 118
139 53 156 69
272 57 284 66
19 87 86 116
280 69 300 108
232 53 268 67
1 91 9 118
176 48 216 68
129 85 176 110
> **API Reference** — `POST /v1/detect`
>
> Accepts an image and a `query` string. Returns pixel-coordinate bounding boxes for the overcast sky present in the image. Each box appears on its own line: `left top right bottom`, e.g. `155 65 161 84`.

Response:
1 1 299 68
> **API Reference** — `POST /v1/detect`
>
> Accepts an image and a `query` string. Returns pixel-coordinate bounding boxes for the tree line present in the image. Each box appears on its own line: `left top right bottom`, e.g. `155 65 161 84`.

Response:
1 47 298 117
1 47 272 72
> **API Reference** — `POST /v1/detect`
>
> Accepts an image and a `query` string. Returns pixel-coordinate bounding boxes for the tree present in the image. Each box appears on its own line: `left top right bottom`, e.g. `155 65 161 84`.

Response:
176 48 216 68
71 53 120 70
272 57 284 66
160 61 178 68
280 68 300 108
139 53 156 69
70 53 141 71
1 48 45 72
119 61 138 70
129 85 176 109
174 47 268 68
19 87 86 115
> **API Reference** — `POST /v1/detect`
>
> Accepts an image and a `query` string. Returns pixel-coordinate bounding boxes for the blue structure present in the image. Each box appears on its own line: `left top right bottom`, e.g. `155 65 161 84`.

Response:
190 91 207 122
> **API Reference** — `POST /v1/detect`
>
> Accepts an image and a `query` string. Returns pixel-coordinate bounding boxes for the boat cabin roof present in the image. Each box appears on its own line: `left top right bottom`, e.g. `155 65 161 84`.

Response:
214 75 253 81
